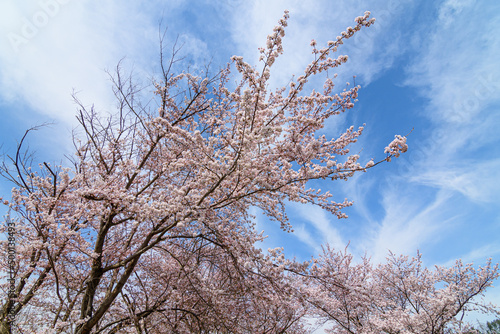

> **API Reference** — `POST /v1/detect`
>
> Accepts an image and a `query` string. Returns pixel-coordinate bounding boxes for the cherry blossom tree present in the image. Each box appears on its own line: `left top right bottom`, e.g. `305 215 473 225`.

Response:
480 318 500 333
0 10 497 334
306 245 499 333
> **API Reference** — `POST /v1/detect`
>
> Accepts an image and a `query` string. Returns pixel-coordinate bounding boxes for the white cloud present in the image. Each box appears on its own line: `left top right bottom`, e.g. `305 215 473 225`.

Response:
1 1 124 125
363 188 456 263
293 224 318 250
0 0 212 156
394 0 500 222
440 244 500 268
228 0 414 89
412 159 500 204
0 1 204 122
291 203 345 251
405 1 500 125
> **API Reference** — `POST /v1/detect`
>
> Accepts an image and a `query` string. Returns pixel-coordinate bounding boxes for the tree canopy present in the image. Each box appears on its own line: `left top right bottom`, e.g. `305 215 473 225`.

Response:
0 10 498 334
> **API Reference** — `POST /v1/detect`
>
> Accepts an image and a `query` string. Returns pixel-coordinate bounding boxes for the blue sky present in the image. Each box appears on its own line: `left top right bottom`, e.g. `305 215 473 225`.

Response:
1 0 499 324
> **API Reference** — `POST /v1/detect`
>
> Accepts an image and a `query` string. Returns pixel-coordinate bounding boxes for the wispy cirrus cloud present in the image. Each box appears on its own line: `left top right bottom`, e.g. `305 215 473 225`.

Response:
366 0 500 265
229 0 415 89
0 1 210 122
0 0 213 158
364 188 456 263
399 0 500 211
291 203 346 252
412 159 500 204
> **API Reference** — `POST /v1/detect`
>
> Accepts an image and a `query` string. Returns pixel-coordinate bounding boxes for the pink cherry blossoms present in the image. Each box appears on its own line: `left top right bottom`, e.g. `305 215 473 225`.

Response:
385 134 408 161
0 10 497 334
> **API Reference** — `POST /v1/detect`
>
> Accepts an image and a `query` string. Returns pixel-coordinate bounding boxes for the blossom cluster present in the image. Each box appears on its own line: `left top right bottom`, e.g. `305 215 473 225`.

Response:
385 134 409 160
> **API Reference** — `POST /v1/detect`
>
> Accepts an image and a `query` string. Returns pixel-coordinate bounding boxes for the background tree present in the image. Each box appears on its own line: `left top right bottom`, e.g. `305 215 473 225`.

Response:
484 319 500 333
0 10 497 334
306 246 499 333
473 318 500 334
